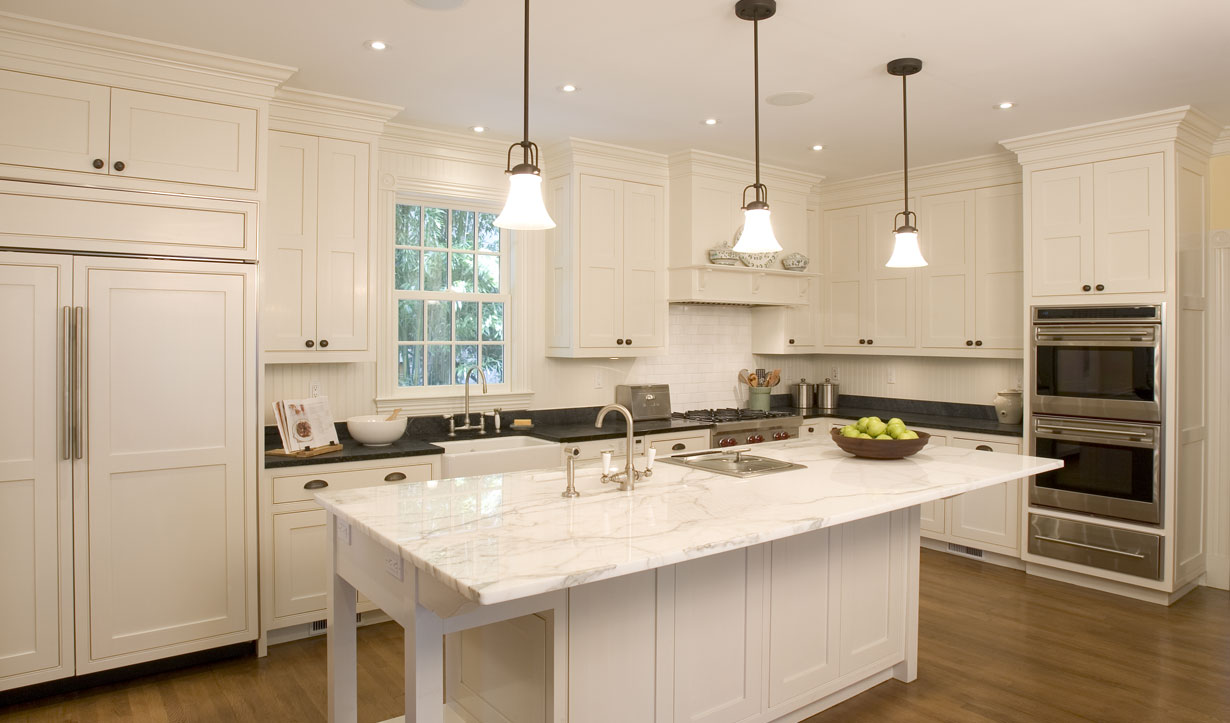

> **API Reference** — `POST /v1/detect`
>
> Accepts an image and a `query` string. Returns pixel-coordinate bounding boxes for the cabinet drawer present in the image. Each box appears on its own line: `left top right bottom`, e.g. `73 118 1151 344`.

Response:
648 432 711 456
273 461 436 504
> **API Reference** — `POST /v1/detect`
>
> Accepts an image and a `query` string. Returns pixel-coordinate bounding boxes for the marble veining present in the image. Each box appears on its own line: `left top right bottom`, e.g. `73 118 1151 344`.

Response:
316 437 1061 606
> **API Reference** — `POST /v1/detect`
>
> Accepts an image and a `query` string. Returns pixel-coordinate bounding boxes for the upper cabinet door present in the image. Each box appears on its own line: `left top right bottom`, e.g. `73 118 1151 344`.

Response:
918 191 976 348
865 200 917 348
974 185 1024 349
1030 164 1094 296
0 254 73 691
821 207 866 348
314 138 370 352
0 70 110 175
576 175 623 349
1093 154 1165 294
620 181 665 349
109 89 257 189
263 132 320 353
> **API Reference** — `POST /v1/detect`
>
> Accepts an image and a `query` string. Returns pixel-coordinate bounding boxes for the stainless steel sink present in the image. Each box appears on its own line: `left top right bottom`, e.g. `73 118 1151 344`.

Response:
660 448 805 479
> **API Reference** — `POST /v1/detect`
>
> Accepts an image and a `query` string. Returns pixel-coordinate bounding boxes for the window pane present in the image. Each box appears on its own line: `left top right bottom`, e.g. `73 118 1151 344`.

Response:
455 301 478 341
481 344 504 383
398 300 423 341
427 345 452 386
451 210 475 250
450 252 475 293
455 344 478 383
423 251 448 291
395 205 421 246
426 300 452 341
481 302 504 341
477 254 500 294
395 248 420 290
478 213 500 252
424 207 448 247
397 345 423 386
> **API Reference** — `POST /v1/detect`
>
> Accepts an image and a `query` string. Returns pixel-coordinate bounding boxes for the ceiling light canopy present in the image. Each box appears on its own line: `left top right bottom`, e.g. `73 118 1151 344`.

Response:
731 0 781 255
766 91 814 107
885 57 927 268
495 0 556 231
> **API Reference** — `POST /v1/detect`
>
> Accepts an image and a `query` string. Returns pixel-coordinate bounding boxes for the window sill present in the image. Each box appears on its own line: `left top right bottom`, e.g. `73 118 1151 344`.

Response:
374 391 534 417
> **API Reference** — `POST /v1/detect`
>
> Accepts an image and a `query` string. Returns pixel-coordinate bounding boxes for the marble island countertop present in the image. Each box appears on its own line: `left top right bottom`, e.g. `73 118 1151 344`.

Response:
316 437 1061 606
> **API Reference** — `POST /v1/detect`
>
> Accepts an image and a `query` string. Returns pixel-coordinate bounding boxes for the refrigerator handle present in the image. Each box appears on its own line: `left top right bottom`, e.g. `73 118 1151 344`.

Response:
62 306 72 460
74 306 84 460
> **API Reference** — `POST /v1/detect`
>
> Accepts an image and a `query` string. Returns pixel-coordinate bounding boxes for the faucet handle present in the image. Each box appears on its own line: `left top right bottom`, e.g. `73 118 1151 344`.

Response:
646 447 657 470
601 450 613 476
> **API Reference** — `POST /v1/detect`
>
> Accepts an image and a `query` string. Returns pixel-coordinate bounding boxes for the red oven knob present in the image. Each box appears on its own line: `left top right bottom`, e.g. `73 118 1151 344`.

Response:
719 437 736 447
749 434 764 444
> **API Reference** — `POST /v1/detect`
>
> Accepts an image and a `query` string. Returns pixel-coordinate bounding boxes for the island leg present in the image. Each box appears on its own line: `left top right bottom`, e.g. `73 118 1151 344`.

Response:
406 600 445 723
327 513 358 723
892 505 921 683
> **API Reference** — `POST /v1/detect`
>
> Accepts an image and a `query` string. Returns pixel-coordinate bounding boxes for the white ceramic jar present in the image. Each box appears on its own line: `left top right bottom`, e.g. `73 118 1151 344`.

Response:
993 389 1023 425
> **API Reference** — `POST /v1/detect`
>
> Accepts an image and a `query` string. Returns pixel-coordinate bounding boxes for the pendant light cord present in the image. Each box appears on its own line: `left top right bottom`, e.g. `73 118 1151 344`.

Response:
753 17 762 198
521 0 530 164
901 73 908 215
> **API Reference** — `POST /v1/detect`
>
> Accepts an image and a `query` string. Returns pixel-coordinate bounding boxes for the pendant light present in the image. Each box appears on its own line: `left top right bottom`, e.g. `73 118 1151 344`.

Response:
494 0 555 230
885 57 927 268
731 0 781 254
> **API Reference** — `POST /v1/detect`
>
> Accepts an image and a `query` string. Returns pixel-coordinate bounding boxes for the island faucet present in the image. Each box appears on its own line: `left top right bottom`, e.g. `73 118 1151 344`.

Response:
451 366 487 436
595 403 652 491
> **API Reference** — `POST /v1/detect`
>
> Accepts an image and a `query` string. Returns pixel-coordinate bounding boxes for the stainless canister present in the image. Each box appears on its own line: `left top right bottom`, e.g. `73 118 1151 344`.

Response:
816 378 839 413
791 378 816 410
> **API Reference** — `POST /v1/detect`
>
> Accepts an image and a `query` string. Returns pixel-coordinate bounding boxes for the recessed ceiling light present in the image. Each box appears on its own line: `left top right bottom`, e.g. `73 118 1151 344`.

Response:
471 126 486 133
366 40 388 50
767 91 814 107
704 118 719 126
559 84 578 93
811 144 824 151
997 101 1015 110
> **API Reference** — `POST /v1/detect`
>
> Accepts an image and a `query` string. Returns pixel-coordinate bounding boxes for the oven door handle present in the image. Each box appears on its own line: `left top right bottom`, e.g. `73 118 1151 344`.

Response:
1033 428 1157 448
1033 535 1146 559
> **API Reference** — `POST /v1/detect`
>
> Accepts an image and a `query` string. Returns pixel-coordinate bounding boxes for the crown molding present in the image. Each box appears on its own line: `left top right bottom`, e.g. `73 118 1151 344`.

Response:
271 87 402 138
667 149 824 193
381 122 511 159
544 137 670 183
0 11 295 99
1000 106 1221 166
816 152 1021 208
1214 127 1230 156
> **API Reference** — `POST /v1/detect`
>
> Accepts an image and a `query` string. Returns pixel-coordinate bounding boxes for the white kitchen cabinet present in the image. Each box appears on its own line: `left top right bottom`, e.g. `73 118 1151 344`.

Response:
568 572 658 723
547 171 666 357
973 185 1025 349
0 253 73 692
750 281 819 354
767 529 839 706
838 512 906 674
917 432 949 536
646 430 712 456
73 256 256 673
1029 154 1164 296
946 438 1021 554
668 546 764 723
0 71 257 190
263 131 370 359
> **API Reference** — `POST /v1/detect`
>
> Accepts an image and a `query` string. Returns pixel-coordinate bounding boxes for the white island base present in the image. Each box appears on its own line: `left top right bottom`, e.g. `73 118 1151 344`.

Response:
327 506 919 723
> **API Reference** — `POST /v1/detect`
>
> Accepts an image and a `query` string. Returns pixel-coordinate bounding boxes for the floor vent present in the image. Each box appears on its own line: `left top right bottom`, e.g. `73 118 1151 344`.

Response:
310 620 328 634
947 543 984 558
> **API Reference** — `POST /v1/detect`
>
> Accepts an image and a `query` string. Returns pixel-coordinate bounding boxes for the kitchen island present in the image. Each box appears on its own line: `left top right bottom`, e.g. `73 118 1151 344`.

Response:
318 437 1061 723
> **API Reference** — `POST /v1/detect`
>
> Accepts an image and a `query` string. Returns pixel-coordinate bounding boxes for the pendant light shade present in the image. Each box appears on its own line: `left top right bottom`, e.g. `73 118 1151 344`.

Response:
731 0 781 255
494 0 555 231
886 57 926 268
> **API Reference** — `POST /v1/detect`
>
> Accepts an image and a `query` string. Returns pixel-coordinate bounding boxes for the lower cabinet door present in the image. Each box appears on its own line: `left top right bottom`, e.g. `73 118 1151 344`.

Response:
568 572 657 723
838 512 906 675
671 547 764 723
272 510 328 619
919 500 947 535
767 529 839 707
445 614 548 723
948 438 1022 553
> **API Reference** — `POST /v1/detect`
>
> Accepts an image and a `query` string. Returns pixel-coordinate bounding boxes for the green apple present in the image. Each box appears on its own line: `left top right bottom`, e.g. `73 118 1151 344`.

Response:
868 416 883 425
899 430 920 440
840 425 861 438
865 419 888 437
888 418 904 426
874 434 893 440
856 417 870 432
858 433 873 439
886 423 907 438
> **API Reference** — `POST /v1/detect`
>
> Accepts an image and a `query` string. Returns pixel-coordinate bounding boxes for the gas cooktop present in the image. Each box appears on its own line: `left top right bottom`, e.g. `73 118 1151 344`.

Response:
673 409 804 447
673 408 797 424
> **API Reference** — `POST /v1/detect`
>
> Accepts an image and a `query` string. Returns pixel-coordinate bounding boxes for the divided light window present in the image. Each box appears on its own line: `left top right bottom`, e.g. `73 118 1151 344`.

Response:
394 202 509 388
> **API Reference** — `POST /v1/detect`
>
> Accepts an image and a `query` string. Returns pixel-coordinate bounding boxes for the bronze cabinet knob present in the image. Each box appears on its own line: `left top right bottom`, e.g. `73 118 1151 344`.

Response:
966 340 974 346
1082 284 1092 292
859 339 866 344
975 340 983 346
319 339 329 348
305 339 315 348
616 338 624 345
92 158 105 169
1096 284 1105 291
113 161 125 172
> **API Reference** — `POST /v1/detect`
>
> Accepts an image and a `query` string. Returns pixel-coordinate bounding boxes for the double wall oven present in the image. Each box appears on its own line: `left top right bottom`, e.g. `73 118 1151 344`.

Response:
1027 305 1165 579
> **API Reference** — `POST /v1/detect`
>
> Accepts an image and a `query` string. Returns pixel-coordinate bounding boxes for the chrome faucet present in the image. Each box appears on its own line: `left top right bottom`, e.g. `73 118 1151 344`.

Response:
451 366 488 436
595 403 652 491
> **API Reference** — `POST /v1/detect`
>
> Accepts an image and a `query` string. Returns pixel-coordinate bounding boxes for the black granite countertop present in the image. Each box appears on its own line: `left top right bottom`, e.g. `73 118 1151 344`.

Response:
264 427 445 469
527 418 714 443
777 394 1024 438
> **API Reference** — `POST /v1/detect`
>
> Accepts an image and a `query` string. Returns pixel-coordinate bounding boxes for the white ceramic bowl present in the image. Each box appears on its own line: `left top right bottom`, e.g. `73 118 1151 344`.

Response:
345 415 407 447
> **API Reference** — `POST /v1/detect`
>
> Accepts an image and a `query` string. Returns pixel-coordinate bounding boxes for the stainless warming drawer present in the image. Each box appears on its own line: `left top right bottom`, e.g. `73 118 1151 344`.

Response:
1028 513 1163 581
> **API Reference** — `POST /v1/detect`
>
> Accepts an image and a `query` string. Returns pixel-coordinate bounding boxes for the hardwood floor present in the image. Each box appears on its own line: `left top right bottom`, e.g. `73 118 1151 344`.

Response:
3 549 1227 722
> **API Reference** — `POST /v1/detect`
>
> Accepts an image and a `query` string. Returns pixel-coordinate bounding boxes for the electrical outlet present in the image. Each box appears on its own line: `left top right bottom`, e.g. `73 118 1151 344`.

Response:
887 368 897 384
594 370 604 389
830 366 839 381
310 380 322 398
384 551 404 581
335 518 351 545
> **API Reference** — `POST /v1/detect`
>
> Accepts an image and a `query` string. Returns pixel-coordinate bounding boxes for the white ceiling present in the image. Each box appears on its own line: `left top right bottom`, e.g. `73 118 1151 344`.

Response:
4 0 1229 181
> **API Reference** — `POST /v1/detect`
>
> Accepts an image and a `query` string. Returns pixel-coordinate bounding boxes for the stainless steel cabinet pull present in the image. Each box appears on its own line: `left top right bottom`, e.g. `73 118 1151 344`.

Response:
384 472 407 482
62 307 72 460
1034 535 1146 559
73 306 84 459
672 443 686 451
303 479 328 490
1035 424 1148 438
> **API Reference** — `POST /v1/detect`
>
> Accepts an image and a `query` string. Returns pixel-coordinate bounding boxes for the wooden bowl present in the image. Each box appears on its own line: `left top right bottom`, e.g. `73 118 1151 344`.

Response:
829 428 931 460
